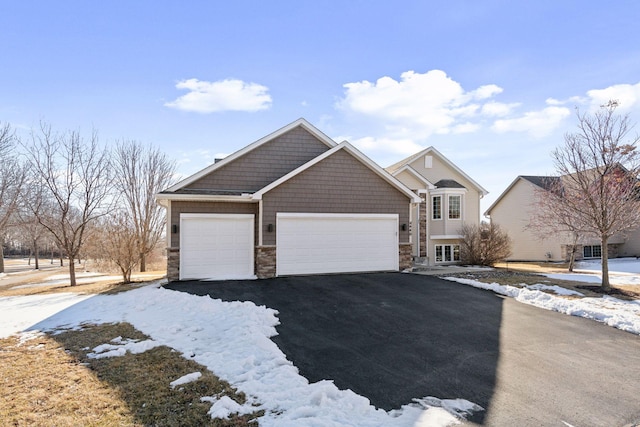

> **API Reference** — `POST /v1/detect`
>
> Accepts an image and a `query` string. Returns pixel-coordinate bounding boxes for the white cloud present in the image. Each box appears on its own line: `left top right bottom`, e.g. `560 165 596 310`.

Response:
586 82 640 111
492 106 571 137
481 101 521 117
165 78 272 113
337 134 424 158
338 70 505 138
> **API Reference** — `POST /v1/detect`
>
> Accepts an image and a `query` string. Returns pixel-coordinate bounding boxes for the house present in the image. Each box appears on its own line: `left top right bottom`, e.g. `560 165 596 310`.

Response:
156 119 421 281
485 175 640 262
386 148 488 265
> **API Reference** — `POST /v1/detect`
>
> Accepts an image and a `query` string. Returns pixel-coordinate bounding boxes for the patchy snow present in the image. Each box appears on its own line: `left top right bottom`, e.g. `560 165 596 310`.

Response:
170 371 202 389
202 395 256 419
0 280 475 426
544 258 640 286
445 277 640 335
87 337 161 359
525 283 584 296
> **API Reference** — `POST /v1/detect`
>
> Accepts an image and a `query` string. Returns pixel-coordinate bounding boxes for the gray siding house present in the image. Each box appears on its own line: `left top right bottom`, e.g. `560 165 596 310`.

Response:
157 119 421 281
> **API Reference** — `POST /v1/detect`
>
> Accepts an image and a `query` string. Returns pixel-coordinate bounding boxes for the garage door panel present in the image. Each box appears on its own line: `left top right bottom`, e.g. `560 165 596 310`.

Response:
180 214 255 280
277 214 398 276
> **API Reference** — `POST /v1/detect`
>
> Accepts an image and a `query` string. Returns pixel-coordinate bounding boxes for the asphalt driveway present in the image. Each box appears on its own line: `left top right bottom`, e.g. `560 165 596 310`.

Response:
165 273 640 426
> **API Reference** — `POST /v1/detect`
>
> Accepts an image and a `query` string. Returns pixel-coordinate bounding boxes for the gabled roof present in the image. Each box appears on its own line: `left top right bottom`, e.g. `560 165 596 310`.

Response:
484 175 558 216
387 146 489 195
165 118 337 193
388 164 436 189
253 141 422 203
520 175 560 191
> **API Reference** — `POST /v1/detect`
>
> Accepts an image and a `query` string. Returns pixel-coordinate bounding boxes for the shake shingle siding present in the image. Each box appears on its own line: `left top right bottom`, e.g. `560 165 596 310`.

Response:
186 127 330 192
262 149 411 245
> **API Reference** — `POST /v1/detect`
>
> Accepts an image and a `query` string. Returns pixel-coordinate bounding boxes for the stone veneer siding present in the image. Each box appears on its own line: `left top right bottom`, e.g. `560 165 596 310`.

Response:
419 193 427 258
167 247 180 281
399 243 412 270
255 246 276 279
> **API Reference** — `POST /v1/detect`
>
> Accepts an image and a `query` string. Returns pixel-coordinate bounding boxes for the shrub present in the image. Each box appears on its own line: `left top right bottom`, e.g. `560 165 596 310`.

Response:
460 222 512 266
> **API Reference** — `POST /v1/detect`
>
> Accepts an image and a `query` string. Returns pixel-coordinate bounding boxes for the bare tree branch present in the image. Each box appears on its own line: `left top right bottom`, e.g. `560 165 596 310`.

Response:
24 123 113 286
113 140 175 272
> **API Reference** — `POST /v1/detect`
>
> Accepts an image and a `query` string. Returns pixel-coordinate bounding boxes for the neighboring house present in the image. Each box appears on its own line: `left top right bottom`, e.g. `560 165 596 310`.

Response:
485 175 640 262
386 147 488 266
156 119 421 281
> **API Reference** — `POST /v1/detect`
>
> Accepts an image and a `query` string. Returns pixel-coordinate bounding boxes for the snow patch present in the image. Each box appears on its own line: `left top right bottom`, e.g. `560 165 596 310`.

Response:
87 337 160 359
170 371 202 389
446 277 640 335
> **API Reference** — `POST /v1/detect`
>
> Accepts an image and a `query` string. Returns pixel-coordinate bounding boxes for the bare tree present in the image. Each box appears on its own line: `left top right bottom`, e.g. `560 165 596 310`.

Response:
99 211 139 283
0 122 27 273
25 123 113 286
460 222 512 266
528 178 590 272
113 140 175 272
546 100 640 292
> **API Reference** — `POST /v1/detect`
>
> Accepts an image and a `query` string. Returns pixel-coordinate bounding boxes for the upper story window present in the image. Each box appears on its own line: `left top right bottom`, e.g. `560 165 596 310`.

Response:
448 195 461 219
432 196 442 220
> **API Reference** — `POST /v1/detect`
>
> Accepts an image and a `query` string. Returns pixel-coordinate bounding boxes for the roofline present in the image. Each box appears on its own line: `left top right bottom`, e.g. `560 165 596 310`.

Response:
252 141 422 203
155 193 256 205
389 165 436 189
165 118 338 192
484 175 545 217
388 146 489 196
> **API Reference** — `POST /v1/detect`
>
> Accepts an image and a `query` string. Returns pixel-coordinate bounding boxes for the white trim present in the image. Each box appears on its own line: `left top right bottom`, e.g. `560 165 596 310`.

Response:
253 142 422 203
434 243 461 263
156 193 256 203
431 195 442 221
180 213 255 220
430 234 463 240
448 194 462 220
430 187 467 195
165 118 337 192
277 212 399 220
390 165 436 189
387 146 489 196
258 200 264 246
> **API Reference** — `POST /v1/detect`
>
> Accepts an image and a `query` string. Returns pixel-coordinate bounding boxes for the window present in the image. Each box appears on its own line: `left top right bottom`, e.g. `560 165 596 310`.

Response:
583 245 602 258
424 155 433 168
435 244 461 263
432 196 442 220
448 195 461 219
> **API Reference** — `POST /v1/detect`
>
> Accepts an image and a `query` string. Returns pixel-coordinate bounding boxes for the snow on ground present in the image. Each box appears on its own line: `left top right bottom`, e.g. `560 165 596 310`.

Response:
445 277 640 335
544 257 640 286
0 280 479 426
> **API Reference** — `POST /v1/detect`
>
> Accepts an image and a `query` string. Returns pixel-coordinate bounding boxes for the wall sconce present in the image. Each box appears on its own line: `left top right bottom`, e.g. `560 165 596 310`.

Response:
267 224 274 232
401 224 407 231
172 224 178 234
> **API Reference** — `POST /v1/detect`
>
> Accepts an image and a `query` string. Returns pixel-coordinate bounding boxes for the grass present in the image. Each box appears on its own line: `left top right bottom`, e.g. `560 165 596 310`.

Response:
1 323 263 426
449 263 640 300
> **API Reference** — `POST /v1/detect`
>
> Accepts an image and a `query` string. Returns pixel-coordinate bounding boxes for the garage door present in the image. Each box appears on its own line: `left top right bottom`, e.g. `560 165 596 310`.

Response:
276 213 399 276
180 214 254 280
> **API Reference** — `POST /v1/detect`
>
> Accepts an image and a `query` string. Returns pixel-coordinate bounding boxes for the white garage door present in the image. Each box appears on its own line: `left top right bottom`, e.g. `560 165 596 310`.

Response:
276 213 399 276
180 214 254 280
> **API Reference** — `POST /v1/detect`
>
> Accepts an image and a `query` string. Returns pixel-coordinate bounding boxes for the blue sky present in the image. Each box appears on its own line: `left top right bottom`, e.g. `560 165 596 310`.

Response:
2 1 640 212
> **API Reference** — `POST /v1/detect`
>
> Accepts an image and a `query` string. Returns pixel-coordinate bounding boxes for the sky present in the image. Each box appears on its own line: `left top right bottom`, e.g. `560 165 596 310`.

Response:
2 1 640 212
